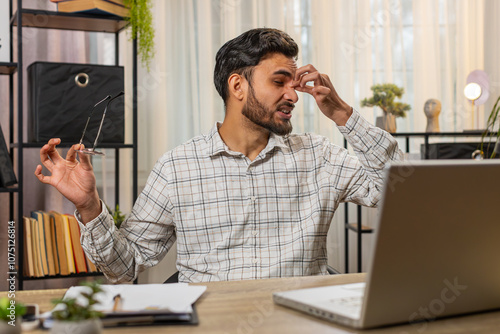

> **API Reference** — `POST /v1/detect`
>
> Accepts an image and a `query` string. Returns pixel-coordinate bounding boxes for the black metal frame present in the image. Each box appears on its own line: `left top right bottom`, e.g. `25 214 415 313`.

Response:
4 0 138 290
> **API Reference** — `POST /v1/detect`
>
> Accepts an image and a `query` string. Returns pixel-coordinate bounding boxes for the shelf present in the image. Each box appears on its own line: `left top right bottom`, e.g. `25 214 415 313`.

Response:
11 9 128 33
22 272 104 281
12 143 134 149
391 131 498 137
9 1 138 290
346 223 374 234
0 62 17 75
0 186 19 193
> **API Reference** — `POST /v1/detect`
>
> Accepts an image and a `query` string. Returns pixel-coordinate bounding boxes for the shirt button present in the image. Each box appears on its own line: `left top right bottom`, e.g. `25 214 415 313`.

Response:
253 258 259 264
252 230 258 236
250 196 257 202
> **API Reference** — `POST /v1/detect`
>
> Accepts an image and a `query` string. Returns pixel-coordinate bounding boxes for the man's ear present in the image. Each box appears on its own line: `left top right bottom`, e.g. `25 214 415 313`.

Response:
228 73 247 101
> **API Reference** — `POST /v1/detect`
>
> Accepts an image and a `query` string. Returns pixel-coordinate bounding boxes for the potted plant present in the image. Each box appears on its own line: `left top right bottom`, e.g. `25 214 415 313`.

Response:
107 204 126 228
361 83 411 133
0 297 26 334
50 281 104 334
475 95 500 159
124 0 155 71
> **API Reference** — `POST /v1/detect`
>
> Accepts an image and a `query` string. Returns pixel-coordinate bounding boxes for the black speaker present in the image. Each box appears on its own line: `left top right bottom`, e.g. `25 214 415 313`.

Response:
28 61 124 145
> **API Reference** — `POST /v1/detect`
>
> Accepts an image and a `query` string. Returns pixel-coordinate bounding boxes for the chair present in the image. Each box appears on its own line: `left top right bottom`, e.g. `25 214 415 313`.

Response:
164 265 341 283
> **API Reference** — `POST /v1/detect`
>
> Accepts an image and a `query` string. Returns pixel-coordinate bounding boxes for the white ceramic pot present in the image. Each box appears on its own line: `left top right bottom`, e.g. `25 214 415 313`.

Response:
0 320 21 334
50 318 102 334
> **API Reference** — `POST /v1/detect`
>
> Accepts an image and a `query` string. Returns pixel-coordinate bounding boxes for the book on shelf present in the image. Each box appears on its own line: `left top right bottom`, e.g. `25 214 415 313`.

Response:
57 0 130 17
104 0 127 5
30 217 43 277
85 254 99 272
41 212 57 276
23 217 35 277
0 124 17 187
50 212 70 276
66 214 88 273
23 211 100 277
52 0 126 4
32 211 49 276
62 214 77 274
48 213 61 275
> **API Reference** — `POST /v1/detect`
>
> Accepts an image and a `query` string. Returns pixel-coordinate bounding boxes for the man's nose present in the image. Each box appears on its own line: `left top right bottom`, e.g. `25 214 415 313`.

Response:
284 84 299 103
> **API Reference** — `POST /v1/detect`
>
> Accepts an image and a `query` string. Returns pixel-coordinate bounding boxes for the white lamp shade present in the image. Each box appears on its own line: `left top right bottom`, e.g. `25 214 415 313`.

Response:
466 70 490 105
464 83 482 101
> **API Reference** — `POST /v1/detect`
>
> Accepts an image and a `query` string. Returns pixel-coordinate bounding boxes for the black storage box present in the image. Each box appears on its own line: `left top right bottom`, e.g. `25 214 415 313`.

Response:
28 62 125 145
420 142 497 159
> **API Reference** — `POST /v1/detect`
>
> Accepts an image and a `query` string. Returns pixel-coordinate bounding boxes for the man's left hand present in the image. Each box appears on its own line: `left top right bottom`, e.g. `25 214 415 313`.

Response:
293 64 352 126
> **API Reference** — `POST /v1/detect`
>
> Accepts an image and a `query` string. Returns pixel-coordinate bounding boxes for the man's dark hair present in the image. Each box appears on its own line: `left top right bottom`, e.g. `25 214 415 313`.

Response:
214 28 299 104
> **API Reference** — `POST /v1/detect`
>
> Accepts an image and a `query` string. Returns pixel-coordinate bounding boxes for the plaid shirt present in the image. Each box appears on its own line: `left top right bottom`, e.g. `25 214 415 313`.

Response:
78 110 402 283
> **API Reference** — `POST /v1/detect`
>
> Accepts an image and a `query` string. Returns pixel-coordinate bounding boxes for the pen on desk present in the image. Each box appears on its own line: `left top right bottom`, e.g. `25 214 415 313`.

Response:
112 294 122 312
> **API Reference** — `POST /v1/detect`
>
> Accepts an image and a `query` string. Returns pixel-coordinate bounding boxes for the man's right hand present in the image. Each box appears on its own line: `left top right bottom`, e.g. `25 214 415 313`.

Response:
35 138 101 224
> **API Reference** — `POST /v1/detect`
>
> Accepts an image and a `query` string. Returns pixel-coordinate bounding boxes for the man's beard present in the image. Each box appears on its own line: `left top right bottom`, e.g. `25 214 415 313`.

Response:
241 84 294 136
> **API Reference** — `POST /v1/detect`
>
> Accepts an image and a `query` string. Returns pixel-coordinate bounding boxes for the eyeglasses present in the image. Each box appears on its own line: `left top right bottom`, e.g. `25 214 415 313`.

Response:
76 91 124 156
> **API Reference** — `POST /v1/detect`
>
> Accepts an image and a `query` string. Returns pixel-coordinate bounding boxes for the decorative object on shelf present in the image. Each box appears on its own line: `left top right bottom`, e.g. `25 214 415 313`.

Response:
27 62 125 146
423 98 442 132
50 281 104 334
123 0 155 70
107 204 126 228
361 83 411 133
56 0 130 18
464 70 489 130
0 124 17 187
0 297 26 334
0 0 9 62
474 95 500 160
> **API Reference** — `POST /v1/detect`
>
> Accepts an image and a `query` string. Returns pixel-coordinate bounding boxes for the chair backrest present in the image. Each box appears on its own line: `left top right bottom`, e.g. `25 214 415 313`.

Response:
163 266 340 284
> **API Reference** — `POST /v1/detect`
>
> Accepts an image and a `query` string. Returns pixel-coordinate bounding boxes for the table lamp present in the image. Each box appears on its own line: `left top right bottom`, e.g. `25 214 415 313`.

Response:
464 70 490 130
464 83 482 129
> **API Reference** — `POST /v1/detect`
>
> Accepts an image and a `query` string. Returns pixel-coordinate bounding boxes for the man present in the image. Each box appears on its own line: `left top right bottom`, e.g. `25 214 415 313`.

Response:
35 28 402 283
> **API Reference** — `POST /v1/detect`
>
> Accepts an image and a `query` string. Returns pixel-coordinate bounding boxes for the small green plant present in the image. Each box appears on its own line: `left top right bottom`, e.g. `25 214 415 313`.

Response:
107 204 126 228
0 297 26 322
124 0 155 71
361 83 411 118
51 281 103 322
478 95 500 159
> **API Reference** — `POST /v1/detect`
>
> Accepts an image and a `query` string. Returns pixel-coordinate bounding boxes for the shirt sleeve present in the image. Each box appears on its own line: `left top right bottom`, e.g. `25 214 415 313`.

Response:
77 158 177 283
330 108 403 207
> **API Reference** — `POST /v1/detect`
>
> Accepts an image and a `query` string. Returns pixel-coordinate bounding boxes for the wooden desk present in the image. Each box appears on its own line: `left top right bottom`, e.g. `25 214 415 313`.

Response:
3 274 500 333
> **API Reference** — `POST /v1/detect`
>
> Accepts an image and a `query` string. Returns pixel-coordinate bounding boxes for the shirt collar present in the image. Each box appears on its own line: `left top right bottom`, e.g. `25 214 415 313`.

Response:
207 122 289 157
207 122 227 157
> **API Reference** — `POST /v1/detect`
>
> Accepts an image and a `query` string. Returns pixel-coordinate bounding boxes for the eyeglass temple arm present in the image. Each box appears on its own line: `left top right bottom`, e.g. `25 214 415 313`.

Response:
91 92 125 150
78 95 112 145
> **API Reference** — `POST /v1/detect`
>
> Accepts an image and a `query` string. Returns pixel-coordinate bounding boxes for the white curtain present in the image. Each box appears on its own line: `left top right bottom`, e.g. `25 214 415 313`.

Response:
117 0 499 282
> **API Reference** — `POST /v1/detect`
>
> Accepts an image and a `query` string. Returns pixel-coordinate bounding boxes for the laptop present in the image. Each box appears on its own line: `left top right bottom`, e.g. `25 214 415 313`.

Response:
273 160 500 329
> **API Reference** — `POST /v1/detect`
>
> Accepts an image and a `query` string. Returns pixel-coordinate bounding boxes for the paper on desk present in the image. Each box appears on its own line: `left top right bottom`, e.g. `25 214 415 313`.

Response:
50 283 206 315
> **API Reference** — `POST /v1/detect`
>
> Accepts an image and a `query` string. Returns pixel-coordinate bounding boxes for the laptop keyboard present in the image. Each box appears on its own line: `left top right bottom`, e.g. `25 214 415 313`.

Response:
327 295 363 314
